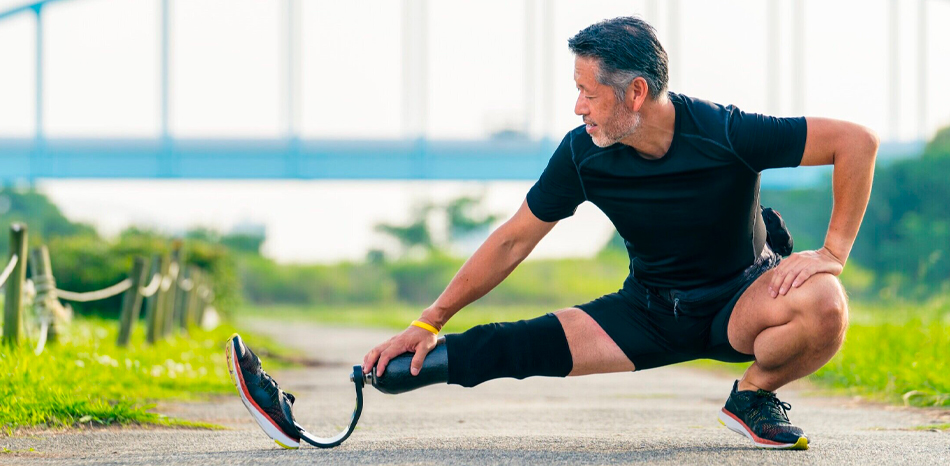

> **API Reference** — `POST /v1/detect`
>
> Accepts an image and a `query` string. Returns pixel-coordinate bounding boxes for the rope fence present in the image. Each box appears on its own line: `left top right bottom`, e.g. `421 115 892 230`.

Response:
140 273 161 297
1 223 217 353
53 278 132 303
0 254 18 288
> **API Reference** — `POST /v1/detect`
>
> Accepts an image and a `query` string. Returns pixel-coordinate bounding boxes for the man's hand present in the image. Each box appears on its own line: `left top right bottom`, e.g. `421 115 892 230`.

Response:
362 321 439 377
769 247 845 298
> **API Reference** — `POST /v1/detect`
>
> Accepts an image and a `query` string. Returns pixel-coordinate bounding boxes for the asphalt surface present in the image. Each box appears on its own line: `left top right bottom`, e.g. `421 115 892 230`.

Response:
3 320 948 465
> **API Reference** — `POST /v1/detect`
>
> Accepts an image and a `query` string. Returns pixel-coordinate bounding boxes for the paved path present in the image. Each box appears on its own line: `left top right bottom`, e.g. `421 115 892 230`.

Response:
3 320 948 465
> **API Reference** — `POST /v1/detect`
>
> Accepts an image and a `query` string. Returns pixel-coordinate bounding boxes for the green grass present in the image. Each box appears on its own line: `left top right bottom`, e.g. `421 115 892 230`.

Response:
811 301 949 407
0 318 287 432
913 423 950 431
240 299 950 407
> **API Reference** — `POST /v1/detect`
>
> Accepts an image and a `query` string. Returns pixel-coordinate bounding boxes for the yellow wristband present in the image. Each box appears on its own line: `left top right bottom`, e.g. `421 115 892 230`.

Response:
411 320 439 335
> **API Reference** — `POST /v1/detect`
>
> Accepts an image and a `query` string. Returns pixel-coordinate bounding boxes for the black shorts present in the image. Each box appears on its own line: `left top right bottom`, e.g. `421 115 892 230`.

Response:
576 246 781 371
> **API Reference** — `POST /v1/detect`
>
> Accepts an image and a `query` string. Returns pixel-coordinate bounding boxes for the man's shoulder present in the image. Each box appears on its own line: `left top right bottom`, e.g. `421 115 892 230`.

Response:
558 125 624 166
672 92 736 126
670 92 738 146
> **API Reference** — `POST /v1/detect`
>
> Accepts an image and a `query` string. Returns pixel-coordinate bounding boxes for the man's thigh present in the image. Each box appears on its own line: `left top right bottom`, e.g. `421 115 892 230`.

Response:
726 267 844 355
554 308 635 376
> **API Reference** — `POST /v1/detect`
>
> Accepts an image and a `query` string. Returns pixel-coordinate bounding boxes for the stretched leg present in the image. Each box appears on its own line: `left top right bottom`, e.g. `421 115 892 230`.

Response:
727 270 849 392
442 308 633 388
555 308 635 376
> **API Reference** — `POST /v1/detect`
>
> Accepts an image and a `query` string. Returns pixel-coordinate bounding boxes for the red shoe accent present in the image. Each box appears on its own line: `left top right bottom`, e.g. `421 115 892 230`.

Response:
721 408 790 446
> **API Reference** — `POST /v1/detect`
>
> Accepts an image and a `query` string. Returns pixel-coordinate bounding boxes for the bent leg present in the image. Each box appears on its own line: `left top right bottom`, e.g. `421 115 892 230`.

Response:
728 270 848 392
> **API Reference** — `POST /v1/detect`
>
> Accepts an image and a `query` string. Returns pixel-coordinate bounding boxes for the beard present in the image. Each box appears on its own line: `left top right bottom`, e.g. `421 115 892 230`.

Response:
589 105 642 148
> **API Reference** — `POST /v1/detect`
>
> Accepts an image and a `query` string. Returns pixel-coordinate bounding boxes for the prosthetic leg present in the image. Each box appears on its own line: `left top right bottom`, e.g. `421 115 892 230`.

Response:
291 314 573 448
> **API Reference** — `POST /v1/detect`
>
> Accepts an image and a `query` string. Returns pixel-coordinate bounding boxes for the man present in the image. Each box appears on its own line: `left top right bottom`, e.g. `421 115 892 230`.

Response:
229 16 877 450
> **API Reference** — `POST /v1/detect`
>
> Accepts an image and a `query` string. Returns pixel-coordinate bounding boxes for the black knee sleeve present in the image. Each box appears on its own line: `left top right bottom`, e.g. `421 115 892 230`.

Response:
444 313 573 388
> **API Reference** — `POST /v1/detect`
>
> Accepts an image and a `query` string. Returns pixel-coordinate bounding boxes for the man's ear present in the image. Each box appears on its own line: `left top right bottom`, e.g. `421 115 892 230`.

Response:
626 77 650 112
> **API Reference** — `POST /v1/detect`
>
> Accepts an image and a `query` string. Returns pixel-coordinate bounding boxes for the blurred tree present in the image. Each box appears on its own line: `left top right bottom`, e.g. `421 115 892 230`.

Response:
0 187 97 252
374 195 501 259
923 126 950 158
221 233 265 255
445 196 499 241
374 202 435 258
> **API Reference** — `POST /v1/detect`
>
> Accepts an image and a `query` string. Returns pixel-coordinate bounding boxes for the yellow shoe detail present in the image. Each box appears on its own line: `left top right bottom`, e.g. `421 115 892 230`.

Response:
787 436 809 450
275 439 299 450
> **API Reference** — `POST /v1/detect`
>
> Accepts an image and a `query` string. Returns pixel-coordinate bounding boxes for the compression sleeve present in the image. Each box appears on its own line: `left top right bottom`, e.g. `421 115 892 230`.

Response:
525 132 586 222
726 107 807 172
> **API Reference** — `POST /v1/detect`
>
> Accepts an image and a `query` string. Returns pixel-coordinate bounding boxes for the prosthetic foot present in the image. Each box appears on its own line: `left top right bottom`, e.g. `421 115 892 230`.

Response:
298 340 448 447
228 335 448 449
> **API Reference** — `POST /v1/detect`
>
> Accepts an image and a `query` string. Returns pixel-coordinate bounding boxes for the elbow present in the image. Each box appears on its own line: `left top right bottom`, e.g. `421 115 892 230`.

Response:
861 127 880 158
502 236 531 262
838 126 878 167
497 231 534 265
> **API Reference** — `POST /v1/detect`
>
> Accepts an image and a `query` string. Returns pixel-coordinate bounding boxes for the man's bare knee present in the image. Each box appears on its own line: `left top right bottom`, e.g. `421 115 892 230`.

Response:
790 273 849 341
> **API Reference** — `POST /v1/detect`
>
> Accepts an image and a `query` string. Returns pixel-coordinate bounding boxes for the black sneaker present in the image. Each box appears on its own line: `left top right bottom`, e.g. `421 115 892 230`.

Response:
719 380 809 450
226 333 301 449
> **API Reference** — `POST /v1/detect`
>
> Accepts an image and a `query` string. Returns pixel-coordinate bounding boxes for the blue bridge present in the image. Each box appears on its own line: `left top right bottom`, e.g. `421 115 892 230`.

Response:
0 0 935 186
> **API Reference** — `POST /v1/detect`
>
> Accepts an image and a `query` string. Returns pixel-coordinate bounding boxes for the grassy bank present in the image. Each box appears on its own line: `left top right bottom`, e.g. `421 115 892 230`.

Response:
239 299 950 408
0 318 285 432
811 299 949 407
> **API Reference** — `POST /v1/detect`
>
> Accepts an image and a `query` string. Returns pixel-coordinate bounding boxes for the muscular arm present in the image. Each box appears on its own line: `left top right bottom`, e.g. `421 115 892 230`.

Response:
799 117 879 263
364 199 557 375
769 117 879 297
420 199 557 329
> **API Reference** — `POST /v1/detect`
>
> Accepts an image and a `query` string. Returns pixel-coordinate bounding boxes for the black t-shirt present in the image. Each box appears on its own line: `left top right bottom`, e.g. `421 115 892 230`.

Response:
526 92 807 289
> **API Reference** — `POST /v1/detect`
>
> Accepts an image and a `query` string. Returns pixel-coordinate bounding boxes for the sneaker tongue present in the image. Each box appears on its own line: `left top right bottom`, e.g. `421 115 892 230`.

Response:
755 389 775 397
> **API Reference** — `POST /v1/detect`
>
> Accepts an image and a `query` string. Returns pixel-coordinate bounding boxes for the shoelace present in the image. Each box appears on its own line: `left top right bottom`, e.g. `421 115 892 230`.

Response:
259 370 281 400
750 390 792 423
258 370 296 406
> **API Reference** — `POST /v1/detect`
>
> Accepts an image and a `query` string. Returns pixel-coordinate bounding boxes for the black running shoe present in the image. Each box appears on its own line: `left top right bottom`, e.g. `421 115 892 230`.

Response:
226 333 301 449
719 380 809 450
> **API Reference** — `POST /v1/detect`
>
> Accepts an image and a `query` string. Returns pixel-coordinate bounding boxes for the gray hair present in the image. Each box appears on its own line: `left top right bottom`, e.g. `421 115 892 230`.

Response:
568 16 669 102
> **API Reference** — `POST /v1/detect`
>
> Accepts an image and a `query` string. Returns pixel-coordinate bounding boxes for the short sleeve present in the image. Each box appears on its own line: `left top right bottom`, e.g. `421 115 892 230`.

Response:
727 107 807 172
525 132 586 222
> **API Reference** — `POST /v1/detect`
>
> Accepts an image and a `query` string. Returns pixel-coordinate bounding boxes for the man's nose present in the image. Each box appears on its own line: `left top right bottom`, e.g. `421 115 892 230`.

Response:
574 94 588 116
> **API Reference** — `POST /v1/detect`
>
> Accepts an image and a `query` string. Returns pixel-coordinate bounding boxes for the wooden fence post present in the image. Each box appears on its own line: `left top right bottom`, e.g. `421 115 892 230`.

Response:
162 246 181 338
185 266 200 328
194 271 207 327
3 223 28 347
145 255 166 345
177 267 192 330
117 257 147 347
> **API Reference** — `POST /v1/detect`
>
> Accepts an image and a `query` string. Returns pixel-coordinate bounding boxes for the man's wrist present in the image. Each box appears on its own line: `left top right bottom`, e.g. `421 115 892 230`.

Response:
820 244 848 266
419 308 449 331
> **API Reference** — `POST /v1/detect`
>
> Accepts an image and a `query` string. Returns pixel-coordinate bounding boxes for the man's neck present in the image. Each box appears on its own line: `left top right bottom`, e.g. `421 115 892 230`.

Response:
620 96 676 160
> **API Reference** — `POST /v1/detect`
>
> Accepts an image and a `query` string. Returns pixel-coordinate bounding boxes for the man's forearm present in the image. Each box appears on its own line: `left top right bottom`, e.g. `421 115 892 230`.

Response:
823 129 879 263
420 226 533 329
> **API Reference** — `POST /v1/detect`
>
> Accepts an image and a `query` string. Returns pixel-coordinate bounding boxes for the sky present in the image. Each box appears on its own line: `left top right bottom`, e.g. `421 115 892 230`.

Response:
1 0 949 262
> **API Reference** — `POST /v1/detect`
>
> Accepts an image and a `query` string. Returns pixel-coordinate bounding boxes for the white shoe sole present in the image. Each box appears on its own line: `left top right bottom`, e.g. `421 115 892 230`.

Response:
226 335 300 449
718 408 808 450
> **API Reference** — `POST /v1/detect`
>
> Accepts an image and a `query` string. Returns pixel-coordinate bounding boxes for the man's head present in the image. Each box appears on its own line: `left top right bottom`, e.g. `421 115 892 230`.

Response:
568 17 669 147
